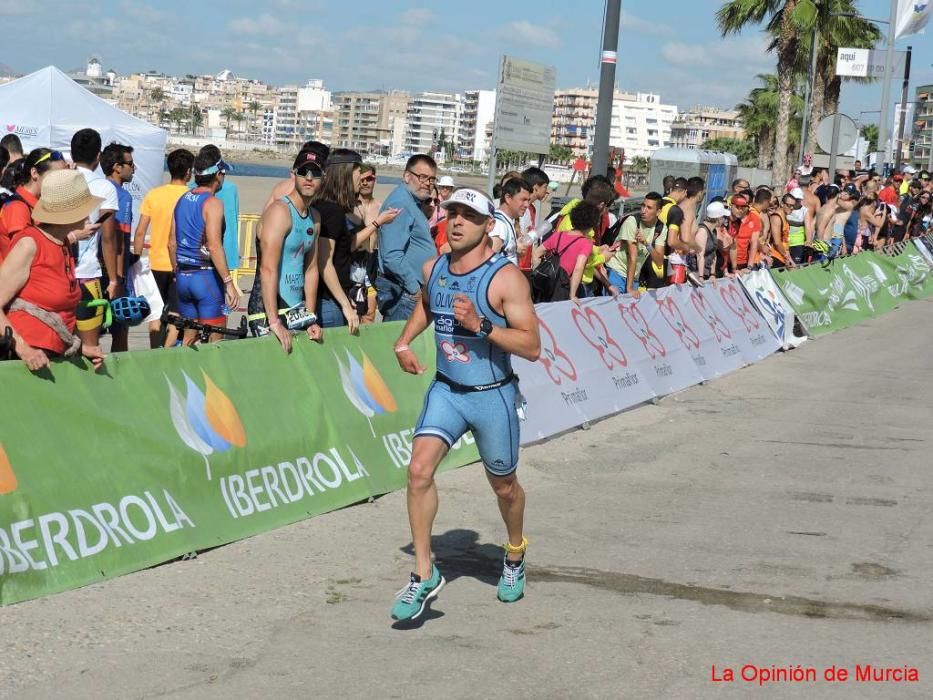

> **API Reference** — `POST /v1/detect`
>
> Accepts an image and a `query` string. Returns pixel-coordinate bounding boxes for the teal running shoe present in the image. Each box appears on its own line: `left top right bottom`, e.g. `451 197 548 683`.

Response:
391 564 445 621
497 556 526 603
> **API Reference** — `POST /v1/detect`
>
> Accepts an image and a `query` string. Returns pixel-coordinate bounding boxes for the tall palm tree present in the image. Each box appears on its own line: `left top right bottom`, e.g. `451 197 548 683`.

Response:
718 0 806 185
736 74 781 169
771 0 880 156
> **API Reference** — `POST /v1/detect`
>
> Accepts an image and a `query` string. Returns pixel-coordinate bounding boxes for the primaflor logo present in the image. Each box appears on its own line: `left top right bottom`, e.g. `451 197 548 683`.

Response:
0 442 17 495
166 371 247 480
334 349 397 436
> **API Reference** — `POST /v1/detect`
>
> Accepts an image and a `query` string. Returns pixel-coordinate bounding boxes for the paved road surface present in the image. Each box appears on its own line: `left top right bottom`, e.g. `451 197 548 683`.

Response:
3 300 932 699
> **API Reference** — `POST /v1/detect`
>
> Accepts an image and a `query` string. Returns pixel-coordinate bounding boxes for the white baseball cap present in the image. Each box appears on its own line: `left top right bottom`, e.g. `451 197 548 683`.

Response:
902 165 917 175
790 187 804 200
705 201 728 220
439 187 495 218
437 175 456 188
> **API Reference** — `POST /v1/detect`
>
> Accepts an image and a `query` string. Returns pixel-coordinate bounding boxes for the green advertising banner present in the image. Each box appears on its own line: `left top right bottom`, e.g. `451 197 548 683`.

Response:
771 248 933 335
0 324 478 606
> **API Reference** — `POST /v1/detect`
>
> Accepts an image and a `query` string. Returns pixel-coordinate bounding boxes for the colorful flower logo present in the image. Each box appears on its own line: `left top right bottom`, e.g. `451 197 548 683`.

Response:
571 306 628 370
335 349 397 437
691 291 732 343
166 371 247 481
440 340 471 363
656 296 701 351
617 301 667 360
0 442 17 495
719 282 761 333
538 318 578 386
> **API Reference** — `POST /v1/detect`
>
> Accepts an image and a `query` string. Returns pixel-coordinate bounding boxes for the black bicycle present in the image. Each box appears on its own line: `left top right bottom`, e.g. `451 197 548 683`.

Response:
160 309 248 345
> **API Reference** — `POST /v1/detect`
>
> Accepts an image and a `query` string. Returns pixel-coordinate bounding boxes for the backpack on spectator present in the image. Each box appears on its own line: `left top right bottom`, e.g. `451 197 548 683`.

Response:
530 232 576 303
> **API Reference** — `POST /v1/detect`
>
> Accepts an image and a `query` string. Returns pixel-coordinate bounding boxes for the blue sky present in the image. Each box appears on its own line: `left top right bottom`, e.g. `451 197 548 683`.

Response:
2 0 931 124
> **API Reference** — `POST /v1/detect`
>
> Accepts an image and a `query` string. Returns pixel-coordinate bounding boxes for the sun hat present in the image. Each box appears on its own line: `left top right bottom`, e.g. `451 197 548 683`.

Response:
439 187 495 218
32 169 104 225
437 175 456 188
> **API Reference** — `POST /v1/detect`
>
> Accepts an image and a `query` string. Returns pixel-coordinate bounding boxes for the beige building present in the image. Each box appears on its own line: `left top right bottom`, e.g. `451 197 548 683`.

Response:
670 106 744 149
912 84 933 169
333 91 410 156
551 88 598 158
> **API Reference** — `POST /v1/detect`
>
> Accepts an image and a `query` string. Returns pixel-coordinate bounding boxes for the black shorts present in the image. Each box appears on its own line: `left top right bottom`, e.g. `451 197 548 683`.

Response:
152 270 177 312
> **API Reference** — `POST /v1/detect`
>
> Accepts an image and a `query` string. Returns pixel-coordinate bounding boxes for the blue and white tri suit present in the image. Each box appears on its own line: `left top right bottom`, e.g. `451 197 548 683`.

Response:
414 252 521 476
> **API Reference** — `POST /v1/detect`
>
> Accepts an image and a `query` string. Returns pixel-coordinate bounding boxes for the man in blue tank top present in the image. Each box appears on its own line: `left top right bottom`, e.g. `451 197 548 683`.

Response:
246 149 325 351
389 187 541 621
170 152 239 344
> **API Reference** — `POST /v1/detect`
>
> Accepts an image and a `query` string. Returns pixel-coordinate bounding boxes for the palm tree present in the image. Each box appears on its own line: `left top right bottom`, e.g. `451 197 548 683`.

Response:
718 0 805 186
771 0 880 156
231 112 245 140
861 123 879 153
221 107 238 135
736 74 781 169
189 105 203 135
248 100 261 140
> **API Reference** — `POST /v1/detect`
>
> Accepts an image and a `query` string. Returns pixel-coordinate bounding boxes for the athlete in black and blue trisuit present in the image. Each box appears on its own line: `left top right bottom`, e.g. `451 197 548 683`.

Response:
390 187 541 621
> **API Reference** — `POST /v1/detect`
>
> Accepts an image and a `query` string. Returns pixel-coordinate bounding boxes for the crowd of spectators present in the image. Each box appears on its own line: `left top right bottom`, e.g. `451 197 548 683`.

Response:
1 124 931 367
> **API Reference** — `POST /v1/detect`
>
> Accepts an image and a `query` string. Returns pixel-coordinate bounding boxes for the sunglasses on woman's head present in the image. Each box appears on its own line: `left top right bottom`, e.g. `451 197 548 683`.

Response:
34 150 65 166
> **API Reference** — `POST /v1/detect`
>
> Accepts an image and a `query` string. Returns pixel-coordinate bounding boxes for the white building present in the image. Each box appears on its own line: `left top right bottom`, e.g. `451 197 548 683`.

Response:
460 90 496 162
297 79 331 113
405 92 462 159
608 92 677 160
275 85 299 147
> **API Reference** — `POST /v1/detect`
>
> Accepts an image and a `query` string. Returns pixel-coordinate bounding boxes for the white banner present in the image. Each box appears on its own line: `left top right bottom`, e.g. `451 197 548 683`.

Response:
515 283 780 442
739 269 808 350
914 238 933 267
896 0 930 38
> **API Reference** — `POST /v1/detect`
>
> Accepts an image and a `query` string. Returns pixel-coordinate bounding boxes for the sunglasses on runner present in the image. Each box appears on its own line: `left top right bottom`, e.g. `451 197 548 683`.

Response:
34 150 65 166
295 166 323 179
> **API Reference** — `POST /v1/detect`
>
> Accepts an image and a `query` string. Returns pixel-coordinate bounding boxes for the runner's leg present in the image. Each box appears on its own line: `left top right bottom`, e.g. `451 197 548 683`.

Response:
407 435 450 579
485 471 526 562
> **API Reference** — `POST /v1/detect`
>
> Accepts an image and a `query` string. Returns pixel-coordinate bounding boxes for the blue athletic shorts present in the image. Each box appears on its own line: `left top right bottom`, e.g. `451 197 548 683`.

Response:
176 268 224 322
414 379 521 477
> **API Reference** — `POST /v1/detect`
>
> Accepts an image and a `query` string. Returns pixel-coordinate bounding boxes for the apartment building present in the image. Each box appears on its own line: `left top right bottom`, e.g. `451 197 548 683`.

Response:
608 92 677 159
460 90 496 162
405 92 462 159
551 88 598 158
670 106 744 149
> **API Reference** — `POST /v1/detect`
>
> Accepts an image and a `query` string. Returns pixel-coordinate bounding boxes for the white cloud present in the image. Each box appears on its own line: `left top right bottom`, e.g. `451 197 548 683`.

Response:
399 8 435 25
622 10 673 38
660 35 771 71
227 14 290 37
497 21 562 49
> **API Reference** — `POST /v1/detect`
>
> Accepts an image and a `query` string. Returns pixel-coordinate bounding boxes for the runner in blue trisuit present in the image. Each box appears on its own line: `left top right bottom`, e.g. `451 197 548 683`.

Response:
390 187 541 621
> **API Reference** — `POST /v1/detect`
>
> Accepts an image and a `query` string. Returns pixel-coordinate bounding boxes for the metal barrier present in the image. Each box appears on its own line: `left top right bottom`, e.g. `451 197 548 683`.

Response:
233 214 261 289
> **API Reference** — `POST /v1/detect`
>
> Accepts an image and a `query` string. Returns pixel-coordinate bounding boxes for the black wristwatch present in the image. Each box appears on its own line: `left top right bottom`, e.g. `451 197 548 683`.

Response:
476 317 493 338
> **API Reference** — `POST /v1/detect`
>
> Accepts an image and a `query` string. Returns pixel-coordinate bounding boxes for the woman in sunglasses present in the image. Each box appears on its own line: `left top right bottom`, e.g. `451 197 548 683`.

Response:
0 149 68 256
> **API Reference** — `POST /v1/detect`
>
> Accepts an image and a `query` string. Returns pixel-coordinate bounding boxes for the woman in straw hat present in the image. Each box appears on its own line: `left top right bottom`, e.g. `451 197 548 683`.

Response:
0 169 105 371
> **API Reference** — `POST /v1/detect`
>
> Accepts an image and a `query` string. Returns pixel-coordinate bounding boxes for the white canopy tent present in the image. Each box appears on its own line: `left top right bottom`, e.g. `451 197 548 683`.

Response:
0 66 167 232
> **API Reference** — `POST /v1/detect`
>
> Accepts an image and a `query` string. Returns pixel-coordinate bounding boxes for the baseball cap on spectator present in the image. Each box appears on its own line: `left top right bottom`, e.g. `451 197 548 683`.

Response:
790 187 804 200
731 195 749 208
902 165 916 175
892 173 904 182
842 184 859 198
705 201 728 219
437 175 456 188
439 187 495 218
326 150 363 167
293 150 324 176
920 170 930 181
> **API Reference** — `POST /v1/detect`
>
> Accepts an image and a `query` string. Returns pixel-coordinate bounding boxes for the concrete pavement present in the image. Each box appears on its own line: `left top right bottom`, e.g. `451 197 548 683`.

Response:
2 299 932 699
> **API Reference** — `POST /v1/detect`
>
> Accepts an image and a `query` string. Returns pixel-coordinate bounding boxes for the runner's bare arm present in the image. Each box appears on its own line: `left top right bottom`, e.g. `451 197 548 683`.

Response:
259 201 290 325
203 198 232 282
132 214 151 256
99 211 120 292
393 258 436 374
168 217 177 271
461 264 540 362
0 237 37 348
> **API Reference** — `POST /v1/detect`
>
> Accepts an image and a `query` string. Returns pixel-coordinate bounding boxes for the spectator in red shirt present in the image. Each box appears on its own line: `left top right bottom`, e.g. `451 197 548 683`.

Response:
0 170 104 372
728 195 752 270
878 176 900 207
0 148 69 248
